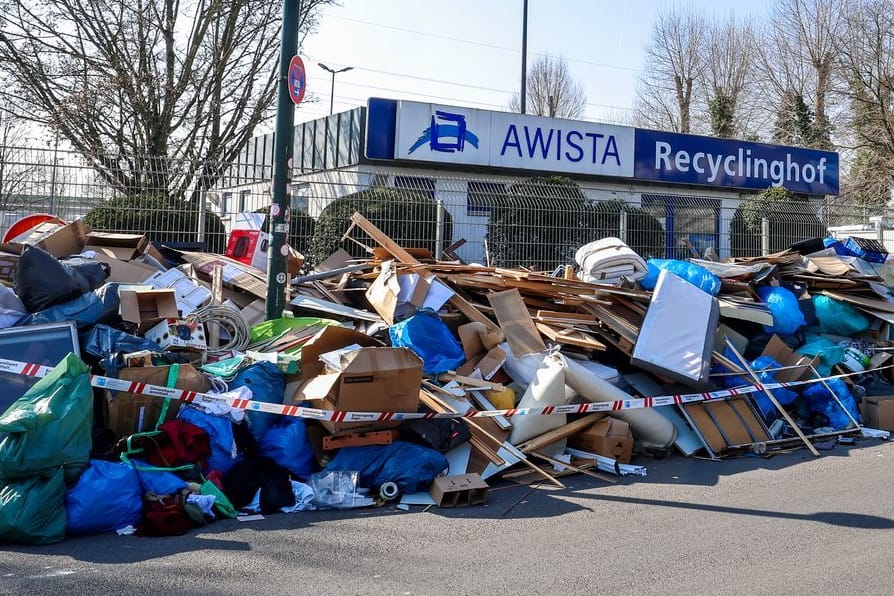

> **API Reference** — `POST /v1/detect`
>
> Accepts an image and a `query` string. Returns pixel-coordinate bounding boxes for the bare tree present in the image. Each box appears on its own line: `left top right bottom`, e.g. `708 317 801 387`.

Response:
702 16 756 138
0 0 334 200
635 6 709 133
509 54 587 119
0 110 39 211
755 0 846 149
837 0 894 207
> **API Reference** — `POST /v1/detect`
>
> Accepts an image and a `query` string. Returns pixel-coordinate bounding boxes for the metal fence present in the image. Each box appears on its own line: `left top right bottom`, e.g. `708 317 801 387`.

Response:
1 145 889 271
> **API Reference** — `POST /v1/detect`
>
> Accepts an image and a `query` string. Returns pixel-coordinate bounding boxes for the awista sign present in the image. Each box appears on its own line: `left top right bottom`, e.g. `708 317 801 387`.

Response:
365 98 839 195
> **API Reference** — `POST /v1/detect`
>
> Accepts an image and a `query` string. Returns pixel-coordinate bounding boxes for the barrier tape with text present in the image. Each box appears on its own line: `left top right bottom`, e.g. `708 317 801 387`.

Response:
0 356 883 423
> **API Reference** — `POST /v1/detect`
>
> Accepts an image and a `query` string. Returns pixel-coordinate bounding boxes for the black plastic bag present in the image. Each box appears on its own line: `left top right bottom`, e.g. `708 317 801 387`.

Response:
15 246 109 313
399 418 472 453
17 283 122 331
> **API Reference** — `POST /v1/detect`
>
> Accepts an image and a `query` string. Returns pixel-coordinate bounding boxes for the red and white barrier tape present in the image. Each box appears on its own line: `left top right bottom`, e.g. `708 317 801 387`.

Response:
0 356 880 423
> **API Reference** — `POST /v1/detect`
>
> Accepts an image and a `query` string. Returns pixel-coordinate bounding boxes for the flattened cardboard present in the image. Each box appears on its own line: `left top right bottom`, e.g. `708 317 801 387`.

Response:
862 395 894 431
487 289 546 356
430 473 489 507
119 289 179 326
568 417 633 463
104 364 209 438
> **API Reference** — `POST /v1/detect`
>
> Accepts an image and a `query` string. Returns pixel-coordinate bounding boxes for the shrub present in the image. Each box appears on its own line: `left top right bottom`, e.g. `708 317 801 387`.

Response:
730 186 828 257
83 194 226 253
486 176 665 269
310 187 452 265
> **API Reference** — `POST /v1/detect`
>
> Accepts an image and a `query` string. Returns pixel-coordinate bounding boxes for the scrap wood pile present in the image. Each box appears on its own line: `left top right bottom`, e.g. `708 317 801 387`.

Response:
0 212 892 547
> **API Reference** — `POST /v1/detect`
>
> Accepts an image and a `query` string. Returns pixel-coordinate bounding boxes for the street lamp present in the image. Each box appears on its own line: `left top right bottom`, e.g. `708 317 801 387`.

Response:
317 63 353 115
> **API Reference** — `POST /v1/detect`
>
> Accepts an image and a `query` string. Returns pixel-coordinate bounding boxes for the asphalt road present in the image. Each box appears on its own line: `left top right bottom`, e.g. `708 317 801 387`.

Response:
3 440 893 596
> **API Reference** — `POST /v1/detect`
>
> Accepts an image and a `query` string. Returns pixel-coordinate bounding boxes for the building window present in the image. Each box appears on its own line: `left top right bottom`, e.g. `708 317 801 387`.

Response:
239 189 251 213
467 181 506 217
221 192 232 213
394 176 435 200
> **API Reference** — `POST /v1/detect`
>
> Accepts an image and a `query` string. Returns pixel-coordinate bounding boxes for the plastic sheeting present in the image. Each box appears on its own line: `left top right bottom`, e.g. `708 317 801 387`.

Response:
229 362 286 442
17 283 122 331
389 309 465 375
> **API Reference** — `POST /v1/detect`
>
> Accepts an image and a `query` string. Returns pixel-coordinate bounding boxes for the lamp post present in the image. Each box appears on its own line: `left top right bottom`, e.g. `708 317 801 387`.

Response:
318 63 353 115
521 0 528 115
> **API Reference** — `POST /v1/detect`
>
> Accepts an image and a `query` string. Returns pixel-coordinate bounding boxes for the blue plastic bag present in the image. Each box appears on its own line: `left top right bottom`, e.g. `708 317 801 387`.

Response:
259 418 315 480
796 334 845 377
389 309 465 375
640 259 721 295
801 378 859 430
757 286 806 335
130 459 188 495
178 407 240 474
229 362 286 442
82 324 164 376
720 350 798 421
812 295 870 336
65 460 143 535
324 441 448 494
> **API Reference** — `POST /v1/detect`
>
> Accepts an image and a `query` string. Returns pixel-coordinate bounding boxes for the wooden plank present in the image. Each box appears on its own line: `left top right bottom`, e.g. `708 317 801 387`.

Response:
535 323 606 351
528 451 617 484
515 413 606 453
350 213 503 337
487 288 546 356
535 311 598 322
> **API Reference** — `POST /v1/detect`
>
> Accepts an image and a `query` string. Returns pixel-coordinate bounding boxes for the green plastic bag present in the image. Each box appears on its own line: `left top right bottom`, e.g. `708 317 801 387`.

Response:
0 467 67 545
200 479 237 519
0 353 93 483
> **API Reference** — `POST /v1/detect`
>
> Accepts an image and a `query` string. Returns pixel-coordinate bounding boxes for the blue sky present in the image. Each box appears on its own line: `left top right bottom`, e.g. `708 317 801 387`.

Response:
292 0 774 127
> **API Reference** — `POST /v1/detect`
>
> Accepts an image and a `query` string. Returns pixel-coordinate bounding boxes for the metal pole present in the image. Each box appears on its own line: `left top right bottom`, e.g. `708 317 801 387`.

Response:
329 71 335 115
760 217 770 256
435 199 444 260
520 0 528 115
619 209 628 243
266 0 300 321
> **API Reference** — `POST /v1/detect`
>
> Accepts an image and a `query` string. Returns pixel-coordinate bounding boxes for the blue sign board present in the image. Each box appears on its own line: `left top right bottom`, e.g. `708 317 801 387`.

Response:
364 99 841 196
633 129 838 195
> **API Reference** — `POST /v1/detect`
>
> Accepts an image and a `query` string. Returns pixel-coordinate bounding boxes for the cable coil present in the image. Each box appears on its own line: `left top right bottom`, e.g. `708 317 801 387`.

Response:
185 305 251 356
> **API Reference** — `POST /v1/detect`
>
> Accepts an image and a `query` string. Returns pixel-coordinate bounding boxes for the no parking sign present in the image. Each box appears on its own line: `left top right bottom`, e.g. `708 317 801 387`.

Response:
288 55 306 105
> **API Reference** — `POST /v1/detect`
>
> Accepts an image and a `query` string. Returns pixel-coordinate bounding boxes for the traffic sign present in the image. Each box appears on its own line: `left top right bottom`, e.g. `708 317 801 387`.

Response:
288 55 306 105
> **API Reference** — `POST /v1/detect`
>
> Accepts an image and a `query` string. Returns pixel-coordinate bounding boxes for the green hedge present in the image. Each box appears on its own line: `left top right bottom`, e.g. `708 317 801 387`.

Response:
730 186 828 256
83 194 226 253
486 176 665 269
310 187 452 265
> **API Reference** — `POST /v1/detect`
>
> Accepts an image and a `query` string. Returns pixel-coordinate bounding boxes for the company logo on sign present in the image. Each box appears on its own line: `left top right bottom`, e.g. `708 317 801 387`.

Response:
408 110 480 154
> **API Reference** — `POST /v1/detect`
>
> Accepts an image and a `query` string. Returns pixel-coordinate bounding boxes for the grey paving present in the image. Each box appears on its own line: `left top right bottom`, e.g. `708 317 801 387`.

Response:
2 440 893 596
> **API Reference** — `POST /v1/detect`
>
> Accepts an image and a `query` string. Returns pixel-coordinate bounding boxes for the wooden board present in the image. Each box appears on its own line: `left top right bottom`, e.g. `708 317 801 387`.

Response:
487 288 546 356
535 322 606 351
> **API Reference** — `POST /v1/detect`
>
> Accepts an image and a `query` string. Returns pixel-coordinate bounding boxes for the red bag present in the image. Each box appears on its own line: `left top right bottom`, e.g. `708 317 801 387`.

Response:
137 494 193 537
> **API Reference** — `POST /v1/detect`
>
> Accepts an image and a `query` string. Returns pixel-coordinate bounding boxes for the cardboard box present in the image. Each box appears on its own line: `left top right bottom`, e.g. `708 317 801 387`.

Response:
298 344 422 434
119 289 179 328
862 395 894 431
86 232 149 261
760 335 816 382
144 318 207 351
568 417 634 463
92 250 158 284
104 364 209 438
430 474 489 507
11 220 88 258
226 229 270 272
